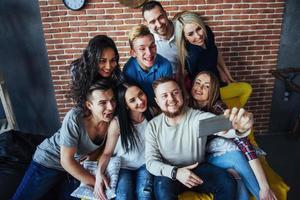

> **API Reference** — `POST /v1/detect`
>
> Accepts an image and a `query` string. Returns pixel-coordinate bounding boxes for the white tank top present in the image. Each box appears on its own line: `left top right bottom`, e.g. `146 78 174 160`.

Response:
113 118 148 170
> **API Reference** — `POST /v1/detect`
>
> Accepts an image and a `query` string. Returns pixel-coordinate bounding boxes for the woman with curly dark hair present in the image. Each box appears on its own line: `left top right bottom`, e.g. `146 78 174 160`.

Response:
70 35 125 108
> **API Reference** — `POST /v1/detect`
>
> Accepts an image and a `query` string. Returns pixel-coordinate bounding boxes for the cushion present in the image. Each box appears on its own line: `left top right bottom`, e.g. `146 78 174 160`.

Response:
71 157 121 200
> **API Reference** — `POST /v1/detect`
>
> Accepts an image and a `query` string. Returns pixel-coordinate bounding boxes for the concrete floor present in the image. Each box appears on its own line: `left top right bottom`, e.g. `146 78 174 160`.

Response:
256 134 300 200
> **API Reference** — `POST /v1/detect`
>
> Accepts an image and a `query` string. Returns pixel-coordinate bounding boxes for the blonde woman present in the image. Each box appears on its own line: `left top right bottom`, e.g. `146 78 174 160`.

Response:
174 11 252 108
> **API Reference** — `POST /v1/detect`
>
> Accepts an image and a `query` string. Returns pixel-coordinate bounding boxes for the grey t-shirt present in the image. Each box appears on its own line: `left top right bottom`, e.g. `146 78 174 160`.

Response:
33 108 102 171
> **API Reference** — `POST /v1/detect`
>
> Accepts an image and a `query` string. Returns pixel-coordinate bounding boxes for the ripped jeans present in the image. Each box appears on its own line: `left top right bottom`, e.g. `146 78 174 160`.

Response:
116 164 153 200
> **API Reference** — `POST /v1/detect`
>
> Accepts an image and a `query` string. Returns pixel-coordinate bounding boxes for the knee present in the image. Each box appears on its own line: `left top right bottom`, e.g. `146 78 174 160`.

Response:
116 188 134 200
221 173 237 196
213 168 237 193
240 82 252 96
227 175 237 190
153 177 177 200
154 178 167 198
136 188 153 200
136 178 153 200
116 179 134 199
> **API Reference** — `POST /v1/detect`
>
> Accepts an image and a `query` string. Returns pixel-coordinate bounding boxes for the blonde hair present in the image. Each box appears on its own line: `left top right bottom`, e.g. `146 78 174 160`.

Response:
174 11 207 79
128 24 154 49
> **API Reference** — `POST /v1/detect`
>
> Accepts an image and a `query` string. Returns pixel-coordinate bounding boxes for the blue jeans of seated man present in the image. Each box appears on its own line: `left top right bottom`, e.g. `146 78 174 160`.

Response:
154 163 236 200
207 150 260 200
12 160 79 200
116 164 153 200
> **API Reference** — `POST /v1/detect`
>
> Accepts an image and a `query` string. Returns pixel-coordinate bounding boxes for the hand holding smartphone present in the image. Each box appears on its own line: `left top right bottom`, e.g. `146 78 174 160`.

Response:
198 115 232 137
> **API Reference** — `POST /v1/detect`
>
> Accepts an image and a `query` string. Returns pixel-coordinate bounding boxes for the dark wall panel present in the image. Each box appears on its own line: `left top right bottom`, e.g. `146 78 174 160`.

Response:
270 0 300 133
0 0 60 136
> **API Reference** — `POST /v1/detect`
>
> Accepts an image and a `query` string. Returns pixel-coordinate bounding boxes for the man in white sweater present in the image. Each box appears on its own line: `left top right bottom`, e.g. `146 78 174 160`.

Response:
145 77 253 200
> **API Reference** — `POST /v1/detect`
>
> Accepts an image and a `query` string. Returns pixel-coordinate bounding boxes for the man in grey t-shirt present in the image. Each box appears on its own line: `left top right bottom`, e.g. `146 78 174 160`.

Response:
145 77 253 200
13 80 116 200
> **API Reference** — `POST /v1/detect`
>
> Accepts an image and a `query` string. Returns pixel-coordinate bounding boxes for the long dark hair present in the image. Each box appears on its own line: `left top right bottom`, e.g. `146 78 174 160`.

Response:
70 35 123 107
117 83 153 152
190 71 221 111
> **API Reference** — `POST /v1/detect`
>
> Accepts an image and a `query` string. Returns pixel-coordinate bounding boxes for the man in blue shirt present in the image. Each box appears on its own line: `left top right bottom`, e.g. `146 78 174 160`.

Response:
123 24 172 105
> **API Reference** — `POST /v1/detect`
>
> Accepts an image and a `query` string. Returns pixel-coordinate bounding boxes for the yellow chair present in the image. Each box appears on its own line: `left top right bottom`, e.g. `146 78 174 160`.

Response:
220 82 252 108
179 192 213 200
179 89 290 200
179 132 290 200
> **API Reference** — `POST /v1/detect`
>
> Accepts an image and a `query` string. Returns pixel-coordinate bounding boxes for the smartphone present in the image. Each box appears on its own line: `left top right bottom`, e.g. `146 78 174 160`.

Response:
198 115 232 137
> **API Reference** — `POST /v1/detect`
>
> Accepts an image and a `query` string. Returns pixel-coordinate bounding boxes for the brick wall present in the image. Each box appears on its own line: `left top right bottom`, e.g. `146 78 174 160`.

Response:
38 0 284 134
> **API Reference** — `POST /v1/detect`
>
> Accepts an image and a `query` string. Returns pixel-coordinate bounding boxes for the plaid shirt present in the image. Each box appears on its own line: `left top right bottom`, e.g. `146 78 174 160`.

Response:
232 137 257 161
199 100 258 161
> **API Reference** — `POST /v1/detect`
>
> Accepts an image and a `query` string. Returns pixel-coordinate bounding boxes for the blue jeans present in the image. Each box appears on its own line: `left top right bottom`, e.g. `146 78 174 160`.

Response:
116 164 153 200
12 160 79 200
154 163 236 200
207 150 260 200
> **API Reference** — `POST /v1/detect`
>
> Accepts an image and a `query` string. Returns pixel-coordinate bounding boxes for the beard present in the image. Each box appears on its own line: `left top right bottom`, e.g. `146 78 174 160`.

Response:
162 104 184 118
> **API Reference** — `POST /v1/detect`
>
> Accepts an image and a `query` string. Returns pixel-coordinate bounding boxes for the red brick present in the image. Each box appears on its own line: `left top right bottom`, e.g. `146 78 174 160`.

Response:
214 15 232 21
206 0 223 3
233 4 249 9
38 0 285 134
61 27 79 32
63 38 81 43
115 14 133 19
224 9 242 15
86 9 105 15
106 8 123 14
49 11 68 16
78 16 97 20
80 27 98 31
95 3 115 8
42 17 60 22
44 28 61 33
206 10 224 16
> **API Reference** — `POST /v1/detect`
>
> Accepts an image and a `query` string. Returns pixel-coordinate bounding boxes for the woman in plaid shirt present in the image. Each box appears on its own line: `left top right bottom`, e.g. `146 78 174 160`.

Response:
190 71 276 200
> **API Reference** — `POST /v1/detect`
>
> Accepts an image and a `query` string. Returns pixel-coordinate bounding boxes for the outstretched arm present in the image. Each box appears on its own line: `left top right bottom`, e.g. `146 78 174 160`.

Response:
233 137 277 199
249 159 277 200
216 107 253 138
94 118 120 200
224 107 253 134
61 146 95 186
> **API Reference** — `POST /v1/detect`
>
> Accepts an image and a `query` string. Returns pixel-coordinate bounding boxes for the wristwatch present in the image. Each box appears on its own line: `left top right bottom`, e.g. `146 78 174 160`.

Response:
171 167 178 180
